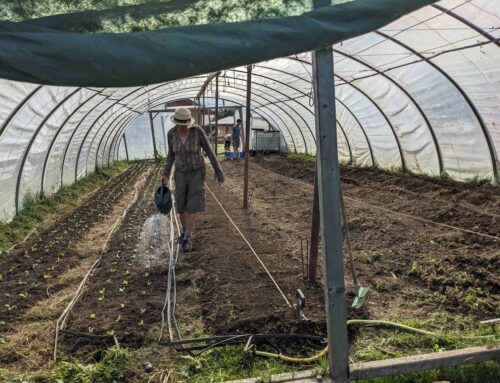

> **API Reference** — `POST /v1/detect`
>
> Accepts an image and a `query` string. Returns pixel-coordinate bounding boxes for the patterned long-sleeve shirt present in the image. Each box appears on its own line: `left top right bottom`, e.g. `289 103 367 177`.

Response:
163 125 224 182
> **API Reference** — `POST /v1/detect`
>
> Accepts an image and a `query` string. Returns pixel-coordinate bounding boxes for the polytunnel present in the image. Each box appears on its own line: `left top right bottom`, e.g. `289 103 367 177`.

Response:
0 0 499 223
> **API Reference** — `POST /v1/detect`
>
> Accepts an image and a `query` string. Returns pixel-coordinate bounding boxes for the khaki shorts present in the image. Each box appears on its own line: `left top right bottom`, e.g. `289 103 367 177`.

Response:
174 167 206 214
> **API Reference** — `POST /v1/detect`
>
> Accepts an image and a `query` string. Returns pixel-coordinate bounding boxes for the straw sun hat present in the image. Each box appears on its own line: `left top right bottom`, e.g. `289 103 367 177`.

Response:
170 107 195 126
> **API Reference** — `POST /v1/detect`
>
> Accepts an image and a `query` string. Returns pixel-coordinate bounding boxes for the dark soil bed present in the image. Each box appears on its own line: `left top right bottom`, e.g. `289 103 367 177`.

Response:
31 155 499 360
59 163 166 356
0 163 148 331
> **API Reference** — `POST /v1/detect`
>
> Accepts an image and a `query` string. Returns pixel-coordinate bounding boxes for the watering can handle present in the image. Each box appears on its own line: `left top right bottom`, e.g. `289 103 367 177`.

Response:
160 185 168 196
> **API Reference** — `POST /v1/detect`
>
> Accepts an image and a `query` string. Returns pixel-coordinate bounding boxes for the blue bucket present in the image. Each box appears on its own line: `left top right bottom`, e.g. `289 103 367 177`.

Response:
225 151 245 159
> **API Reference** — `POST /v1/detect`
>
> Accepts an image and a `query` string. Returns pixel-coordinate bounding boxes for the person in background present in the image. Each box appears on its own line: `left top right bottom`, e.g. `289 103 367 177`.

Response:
161 108 224 252
224 133 232 151
232 118 243 159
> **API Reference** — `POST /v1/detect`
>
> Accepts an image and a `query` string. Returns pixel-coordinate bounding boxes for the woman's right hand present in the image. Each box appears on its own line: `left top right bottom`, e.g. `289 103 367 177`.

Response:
216 171 225 184
160 175 169 186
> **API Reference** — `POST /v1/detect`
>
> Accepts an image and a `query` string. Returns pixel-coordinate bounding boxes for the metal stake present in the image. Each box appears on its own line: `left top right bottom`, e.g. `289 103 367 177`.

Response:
243 65 252 209
122 133 130 162
312 0 349 381
215 73 219 154
202 91 206 127
149 111 158 161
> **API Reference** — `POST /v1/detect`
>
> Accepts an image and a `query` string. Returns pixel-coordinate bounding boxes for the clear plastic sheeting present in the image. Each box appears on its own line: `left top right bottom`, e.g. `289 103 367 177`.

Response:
0 0 499 222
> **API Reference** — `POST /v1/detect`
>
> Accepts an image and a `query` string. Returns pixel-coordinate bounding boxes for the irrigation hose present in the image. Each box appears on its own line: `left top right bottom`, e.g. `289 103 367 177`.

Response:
249 319 496 363
255 346 328 363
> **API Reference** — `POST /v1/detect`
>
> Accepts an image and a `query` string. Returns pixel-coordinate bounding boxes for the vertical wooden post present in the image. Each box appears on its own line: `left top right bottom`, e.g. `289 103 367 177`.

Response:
308 172 320 282
312 0 349 381
243 65 252 209
122 133 130 162
215 73 219 154
149 112 158 161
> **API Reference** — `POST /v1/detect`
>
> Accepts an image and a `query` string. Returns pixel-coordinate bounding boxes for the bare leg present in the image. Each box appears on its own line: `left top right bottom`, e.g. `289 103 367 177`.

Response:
180 212 187 233
233 144 238 159
185 213 197 234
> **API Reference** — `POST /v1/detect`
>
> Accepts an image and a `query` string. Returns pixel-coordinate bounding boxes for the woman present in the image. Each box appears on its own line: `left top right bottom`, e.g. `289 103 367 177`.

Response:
160 108 224 252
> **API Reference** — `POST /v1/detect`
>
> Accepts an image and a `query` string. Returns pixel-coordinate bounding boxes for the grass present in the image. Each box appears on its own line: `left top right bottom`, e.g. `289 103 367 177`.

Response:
1 351 497 383
357 361 500 383
174 345 304 383
0 161 130 256
2 312 497 383
176 311 498 382
351 313 498 357
48 346 130 382
166 314 309 382
288 153 316 162
0 346 131 382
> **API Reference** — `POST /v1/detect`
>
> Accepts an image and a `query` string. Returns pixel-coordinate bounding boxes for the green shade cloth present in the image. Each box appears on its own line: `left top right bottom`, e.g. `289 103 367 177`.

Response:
0 0 436 87
20 0 201 32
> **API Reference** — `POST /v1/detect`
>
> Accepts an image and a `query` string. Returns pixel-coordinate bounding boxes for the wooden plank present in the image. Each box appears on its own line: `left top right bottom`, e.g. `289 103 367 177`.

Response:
480 318 500 325
224 345 500 383
224 368 327 383
350 344 500 380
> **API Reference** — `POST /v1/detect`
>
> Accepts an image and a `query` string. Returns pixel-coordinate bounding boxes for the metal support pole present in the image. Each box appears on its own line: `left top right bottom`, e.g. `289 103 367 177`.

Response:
202 92 206 127
308 172 320 282
312 0 349 381
149 112 158 161
215 73 219 154
160 116 168 157
243 65 252 210
123 133 130 162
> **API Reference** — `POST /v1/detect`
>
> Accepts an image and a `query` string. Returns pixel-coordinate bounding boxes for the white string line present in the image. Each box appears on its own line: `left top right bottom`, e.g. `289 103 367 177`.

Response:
170 202 183 341
53 168 152 361
158 200 175 342
4 227 37 255
159 179 181 343
205 183 292 308
345 196 499 242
